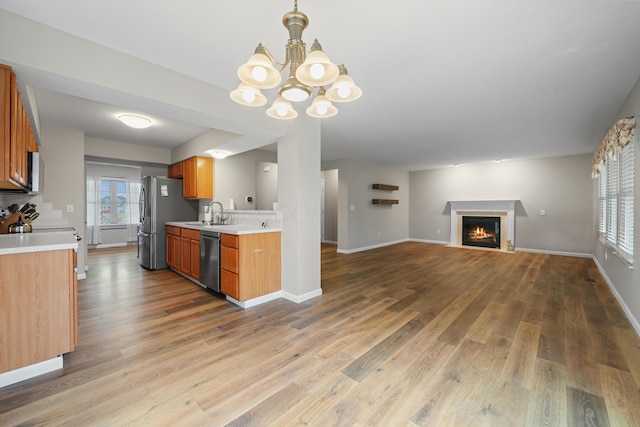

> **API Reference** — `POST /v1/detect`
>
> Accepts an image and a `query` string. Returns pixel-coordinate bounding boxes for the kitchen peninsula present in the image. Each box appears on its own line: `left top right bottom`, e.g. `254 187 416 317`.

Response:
0 231 79 388
166 217 282 308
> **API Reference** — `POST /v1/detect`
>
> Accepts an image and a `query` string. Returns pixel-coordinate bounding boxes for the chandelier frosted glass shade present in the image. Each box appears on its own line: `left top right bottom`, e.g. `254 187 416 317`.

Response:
306 88 338 118
279 75 312 102
295 40 340 87
266 97 298 120
325 65 362 103
230 83 267 107
237 50 282 89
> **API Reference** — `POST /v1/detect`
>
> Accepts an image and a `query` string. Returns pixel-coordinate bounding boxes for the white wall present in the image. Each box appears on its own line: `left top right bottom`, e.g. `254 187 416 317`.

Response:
410 154 593 254
324 158 410 253
85 137 171 164
593 73 640 332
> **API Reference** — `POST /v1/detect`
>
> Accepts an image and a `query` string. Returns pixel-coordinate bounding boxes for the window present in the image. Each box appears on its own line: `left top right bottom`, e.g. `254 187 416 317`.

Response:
598 140 634 264
100 179 128 225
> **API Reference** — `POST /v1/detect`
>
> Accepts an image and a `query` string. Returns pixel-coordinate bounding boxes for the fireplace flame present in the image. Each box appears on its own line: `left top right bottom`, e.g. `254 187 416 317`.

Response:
469 226 494 240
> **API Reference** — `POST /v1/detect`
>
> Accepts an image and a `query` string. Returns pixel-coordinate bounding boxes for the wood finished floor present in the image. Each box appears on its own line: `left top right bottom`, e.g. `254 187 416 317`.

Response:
2 242 640 426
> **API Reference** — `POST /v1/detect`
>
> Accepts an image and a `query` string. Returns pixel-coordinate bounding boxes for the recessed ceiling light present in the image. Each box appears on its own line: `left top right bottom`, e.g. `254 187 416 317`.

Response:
118 114 152 129
207 150 229 159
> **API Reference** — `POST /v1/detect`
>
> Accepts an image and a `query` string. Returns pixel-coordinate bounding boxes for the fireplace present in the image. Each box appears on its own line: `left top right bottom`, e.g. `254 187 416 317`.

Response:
462 216 500 248
448 200 517 252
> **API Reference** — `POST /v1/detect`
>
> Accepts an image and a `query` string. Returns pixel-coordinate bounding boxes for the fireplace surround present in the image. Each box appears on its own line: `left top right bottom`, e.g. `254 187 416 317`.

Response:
449 200 517 252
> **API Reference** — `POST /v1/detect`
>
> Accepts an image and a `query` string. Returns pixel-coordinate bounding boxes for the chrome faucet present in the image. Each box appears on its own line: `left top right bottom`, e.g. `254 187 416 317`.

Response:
205 201 226 225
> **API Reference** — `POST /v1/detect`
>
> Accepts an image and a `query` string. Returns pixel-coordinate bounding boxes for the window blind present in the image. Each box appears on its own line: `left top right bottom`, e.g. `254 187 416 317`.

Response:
618 142 634 258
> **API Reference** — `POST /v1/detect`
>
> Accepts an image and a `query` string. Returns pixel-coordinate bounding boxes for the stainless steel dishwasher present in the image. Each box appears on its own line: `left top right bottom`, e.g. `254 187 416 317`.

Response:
200 230 221 292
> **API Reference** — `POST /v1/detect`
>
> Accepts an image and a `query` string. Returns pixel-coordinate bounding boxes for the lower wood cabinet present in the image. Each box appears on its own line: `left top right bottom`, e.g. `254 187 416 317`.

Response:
0 248 77 374
180 228 200 281
220 232 281 301
166 225 200 281
166 225 181 269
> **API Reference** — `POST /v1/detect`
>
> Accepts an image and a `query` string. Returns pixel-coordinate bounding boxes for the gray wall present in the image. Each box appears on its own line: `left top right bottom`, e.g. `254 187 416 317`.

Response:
409 154 594 254
255 161 278 210
324 158 410 252
40 128 87 274
322 169 338 243
593 73 640 331
209 149 277 214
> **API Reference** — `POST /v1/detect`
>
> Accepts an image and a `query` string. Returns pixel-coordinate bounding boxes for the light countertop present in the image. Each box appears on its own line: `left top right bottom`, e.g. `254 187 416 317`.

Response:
0 231 79 255
166 221 282 235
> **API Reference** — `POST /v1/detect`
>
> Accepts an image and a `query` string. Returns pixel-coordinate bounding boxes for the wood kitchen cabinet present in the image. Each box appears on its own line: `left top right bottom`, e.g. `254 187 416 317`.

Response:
220 232 281 301
0 248 77 374
181 156 213 199
166 225 181 269
166 225 200 282
167 161 183 178
0 64 37 191
180 227 200 281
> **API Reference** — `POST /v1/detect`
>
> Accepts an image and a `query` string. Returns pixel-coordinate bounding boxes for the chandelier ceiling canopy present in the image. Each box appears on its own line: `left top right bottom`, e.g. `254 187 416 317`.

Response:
230 0 361 120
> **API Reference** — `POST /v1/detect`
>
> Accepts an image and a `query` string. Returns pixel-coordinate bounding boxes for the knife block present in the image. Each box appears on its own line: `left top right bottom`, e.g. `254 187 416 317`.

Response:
0 212 31 234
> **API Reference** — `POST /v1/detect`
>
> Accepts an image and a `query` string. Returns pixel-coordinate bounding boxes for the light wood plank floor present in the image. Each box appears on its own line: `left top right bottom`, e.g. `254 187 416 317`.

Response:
2 242 640 426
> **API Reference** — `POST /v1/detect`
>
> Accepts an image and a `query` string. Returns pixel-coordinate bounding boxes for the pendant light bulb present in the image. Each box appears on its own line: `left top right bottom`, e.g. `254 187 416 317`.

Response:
242 89 256 103
252 66 267 82
310 63 325 80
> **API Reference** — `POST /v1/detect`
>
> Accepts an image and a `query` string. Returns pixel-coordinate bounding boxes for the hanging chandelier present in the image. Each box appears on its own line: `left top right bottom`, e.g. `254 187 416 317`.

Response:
230 0 361 120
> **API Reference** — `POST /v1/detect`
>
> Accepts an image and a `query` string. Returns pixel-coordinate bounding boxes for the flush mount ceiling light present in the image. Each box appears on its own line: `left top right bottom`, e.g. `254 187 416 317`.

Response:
117 114 152 129
231 0 361 120
207 150 229 159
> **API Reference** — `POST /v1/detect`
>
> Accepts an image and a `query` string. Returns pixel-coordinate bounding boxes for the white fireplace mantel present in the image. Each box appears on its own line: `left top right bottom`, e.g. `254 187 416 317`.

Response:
449 200 518 249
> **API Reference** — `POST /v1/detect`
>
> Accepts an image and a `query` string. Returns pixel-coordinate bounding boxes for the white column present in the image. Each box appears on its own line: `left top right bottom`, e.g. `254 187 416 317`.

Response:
277 117 322 302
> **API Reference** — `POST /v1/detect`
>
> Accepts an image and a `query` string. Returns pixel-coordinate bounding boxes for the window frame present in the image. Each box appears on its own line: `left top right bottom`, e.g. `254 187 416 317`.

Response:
99 178 129 227
598 140 634 266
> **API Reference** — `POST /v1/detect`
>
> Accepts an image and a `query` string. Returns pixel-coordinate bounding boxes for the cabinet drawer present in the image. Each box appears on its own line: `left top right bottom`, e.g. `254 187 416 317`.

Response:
181 228 200 241
221 269 239 299
220 246 238 273
166 225 181 236
221 233 239 248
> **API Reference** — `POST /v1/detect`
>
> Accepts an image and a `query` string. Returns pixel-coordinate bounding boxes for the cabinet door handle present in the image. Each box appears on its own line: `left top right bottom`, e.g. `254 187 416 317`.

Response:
254 249 262 253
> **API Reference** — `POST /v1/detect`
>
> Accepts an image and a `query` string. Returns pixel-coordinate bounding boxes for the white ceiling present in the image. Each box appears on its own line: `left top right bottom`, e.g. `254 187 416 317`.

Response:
1 0 640 171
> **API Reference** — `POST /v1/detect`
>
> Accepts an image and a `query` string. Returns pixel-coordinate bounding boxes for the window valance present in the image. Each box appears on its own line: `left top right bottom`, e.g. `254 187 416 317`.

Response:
592 116 635 177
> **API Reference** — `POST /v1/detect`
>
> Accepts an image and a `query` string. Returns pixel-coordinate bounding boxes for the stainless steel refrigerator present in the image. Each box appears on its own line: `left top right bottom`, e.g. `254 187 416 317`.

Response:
138 176 198 269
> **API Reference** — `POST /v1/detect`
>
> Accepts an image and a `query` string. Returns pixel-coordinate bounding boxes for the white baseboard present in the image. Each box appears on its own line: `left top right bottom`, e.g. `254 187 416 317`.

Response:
282 288 323 303
226 291 282 309
592 256 640 338
0 356 63 389
337 238 410 254
516 247 592 258
409 238 450 245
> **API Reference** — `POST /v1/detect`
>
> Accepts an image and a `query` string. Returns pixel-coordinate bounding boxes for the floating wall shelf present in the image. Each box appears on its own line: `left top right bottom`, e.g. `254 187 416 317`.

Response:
372 184 399 191
372 199 399 205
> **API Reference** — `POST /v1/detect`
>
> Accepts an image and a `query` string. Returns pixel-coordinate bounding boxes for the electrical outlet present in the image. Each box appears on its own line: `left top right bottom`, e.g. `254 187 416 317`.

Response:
378 231 381 237
437 228 441 234
66 204 74 213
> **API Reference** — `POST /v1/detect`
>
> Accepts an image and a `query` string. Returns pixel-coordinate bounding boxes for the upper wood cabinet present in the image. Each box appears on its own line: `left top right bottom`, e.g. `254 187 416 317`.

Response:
168 156 213 199
167 161 183 179
0 64 37 191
